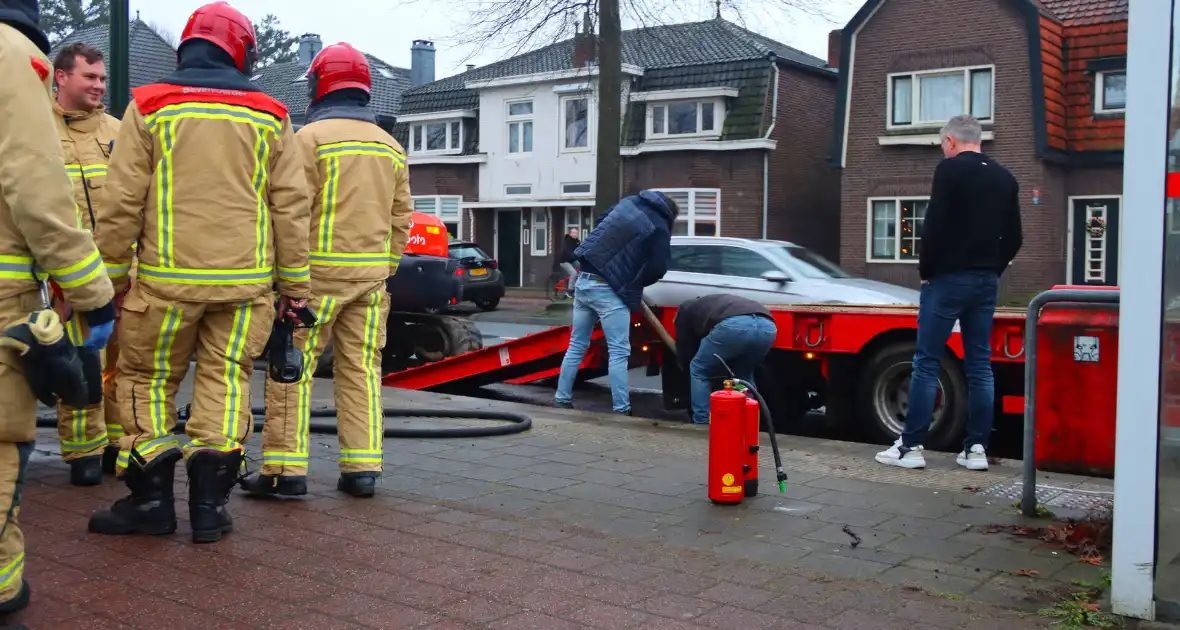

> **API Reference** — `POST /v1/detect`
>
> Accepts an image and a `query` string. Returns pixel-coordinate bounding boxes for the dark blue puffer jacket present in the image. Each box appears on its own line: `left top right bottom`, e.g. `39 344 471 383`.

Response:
575 190 677 312
0 0 48 53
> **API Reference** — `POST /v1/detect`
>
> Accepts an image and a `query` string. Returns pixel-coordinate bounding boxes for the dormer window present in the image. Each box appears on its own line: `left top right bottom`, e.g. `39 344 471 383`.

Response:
408 120 463 155
632 87 736 142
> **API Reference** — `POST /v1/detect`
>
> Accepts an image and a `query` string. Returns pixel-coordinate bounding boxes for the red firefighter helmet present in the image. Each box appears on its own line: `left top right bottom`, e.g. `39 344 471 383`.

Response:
180 2 258 74
308 43 371 101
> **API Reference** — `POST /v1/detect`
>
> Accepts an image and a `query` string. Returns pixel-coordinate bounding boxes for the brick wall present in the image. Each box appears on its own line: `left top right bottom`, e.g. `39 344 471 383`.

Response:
766 65 841 259
839 0 1062 298
1063 22 1128 152
622 150 765 238
407 163 479 240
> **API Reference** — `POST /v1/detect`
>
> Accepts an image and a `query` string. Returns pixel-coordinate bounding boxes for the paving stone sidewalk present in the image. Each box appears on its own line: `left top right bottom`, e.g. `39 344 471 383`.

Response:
9 376 1113 628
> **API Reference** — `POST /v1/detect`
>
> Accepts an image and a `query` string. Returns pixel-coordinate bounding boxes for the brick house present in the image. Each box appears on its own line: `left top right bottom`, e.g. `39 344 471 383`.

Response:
397 17 840 288
829 0 1128 300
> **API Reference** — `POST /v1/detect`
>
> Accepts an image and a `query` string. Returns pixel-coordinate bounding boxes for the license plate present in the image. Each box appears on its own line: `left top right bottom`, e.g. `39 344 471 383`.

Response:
470 268 488 276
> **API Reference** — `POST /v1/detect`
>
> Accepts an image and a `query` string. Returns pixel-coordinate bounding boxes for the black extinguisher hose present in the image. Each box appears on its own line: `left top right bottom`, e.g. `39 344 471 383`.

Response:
731 379 788 493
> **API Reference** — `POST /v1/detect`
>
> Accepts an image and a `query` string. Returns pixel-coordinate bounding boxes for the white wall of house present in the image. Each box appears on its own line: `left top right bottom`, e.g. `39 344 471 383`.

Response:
477 80 605 203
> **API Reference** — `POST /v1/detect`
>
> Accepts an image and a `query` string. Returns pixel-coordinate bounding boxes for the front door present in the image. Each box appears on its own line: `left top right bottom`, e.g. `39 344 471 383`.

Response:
497 210 522 287
1070 198 1121 286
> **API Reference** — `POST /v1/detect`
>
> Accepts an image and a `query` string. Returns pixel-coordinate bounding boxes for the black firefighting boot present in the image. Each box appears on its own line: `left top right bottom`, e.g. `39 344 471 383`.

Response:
0 579 30 617
68 454 103 486
101 444 119 475
88 449 181 535
337 472 378 498
239 473 307 497
188 449 244 544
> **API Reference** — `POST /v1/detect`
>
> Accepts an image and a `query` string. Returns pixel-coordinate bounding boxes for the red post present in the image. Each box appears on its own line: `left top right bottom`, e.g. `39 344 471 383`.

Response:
744 396 760 497
708 387 747 505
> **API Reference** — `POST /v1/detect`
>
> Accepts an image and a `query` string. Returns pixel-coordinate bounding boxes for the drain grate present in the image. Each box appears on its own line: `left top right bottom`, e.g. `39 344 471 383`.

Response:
977 480 1113 512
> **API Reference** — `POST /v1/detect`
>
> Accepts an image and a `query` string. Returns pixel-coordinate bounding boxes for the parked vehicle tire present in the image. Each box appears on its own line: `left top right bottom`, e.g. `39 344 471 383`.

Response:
855 341 967 451
476 297 500 311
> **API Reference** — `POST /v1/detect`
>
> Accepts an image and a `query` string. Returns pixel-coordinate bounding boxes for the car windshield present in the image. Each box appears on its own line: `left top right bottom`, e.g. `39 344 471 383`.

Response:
449 244 489 260
772 245 852 279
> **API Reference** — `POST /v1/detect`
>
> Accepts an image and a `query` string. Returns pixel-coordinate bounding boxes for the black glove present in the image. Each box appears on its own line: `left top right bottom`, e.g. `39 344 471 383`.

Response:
0 309 89 407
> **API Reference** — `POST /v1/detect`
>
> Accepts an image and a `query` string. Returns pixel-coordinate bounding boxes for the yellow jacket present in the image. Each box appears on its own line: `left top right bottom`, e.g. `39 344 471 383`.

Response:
53 101 119 233
96 83 312 302
0 23 112 312
295 118 412 281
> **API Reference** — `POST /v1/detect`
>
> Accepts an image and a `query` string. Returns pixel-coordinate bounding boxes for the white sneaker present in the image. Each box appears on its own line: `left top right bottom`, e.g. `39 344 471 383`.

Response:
956 444 989 471
875 439 926 469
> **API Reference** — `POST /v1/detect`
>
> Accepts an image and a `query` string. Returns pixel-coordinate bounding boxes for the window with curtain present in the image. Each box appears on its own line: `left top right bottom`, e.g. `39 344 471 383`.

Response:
889 67 994 127
655 189 721 236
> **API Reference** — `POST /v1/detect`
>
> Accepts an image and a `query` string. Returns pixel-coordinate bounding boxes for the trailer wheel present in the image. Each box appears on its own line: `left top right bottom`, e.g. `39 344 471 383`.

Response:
856 341 967 451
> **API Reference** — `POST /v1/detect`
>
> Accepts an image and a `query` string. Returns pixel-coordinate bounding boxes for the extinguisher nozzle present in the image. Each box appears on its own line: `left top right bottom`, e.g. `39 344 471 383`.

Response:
778 480 786 493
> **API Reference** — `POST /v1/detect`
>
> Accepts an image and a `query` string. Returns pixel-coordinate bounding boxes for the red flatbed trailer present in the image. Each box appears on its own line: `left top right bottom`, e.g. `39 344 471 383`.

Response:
382 302 1033 450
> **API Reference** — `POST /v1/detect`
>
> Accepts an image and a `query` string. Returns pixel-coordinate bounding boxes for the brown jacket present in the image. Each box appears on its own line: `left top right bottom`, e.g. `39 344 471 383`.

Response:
96 83 312 302
0 23 113 312
295 118 412 281
54 101 119 233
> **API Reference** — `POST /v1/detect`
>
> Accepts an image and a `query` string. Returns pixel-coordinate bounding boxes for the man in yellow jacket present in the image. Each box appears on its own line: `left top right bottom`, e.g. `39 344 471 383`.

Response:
239 42 411 499
51 41 124 485
87 1 311 544
0 0 116 614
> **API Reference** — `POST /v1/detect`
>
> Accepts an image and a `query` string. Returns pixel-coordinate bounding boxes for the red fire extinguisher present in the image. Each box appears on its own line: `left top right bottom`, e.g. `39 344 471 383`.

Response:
708 385 748 504
744 395 760 497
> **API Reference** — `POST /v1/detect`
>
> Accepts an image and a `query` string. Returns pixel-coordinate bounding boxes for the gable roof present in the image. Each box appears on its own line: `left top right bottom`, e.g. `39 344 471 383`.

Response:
251 53 412 122
401 17 830 115
51 19 177 111
828 0 1127 168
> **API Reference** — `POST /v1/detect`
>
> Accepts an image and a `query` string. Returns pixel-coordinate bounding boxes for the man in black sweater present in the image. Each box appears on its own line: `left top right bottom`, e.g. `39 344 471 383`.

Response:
875 114 1023 472
675 295 777 424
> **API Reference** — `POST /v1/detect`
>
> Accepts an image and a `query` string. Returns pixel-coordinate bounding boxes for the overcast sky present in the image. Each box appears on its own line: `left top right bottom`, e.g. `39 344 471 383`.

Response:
129 0 860 78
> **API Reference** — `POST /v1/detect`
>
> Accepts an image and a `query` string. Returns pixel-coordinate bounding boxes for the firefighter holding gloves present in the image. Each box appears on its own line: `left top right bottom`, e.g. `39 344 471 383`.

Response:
51 41 125 485
0 0 117 614
239 42 413 499
87 1 312 544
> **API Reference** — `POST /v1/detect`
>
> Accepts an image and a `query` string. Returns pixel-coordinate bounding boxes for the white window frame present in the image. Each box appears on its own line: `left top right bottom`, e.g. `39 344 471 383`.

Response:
1095 69 1127 114
559 94 592 153
886 65 995 130
411 195 464 239
865 197 930 263
646 99 725 141
561 182 593 197
530 208 548 257
408 120 463 156
655 188 722 236
506 99 534 155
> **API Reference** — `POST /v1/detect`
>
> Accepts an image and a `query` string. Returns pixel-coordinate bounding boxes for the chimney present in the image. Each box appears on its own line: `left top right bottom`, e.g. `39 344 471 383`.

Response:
298 33 322 65
572 11 597 68
827 29 842 69
466 64 476 72
411 40 436 86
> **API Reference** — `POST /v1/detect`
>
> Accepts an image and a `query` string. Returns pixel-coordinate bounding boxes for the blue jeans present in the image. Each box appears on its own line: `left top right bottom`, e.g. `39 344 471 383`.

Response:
555 273 633 412
902 271 999 451
689 315 778 424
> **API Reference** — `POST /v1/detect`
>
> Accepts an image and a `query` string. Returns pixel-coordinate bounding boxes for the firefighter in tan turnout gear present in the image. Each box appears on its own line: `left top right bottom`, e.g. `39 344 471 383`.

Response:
87 1 312 543
0 0 116 615
51 41 124 485
239 42 412 499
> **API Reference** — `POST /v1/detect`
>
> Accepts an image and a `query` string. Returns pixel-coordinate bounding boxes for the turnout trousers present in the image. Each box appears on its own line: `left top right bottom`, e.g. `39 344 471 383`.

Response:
0 291 46 606
56 315 122 461
114 284 274 472
262 279 390 477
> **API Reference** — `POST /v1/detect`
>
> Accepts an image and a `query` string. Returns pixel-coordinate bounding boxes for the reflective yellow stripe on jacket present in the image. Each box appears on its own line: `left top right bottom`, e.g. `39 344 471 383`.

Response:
64 163 108 178
312 141 405 270
143 102 282 284
0 255 36 281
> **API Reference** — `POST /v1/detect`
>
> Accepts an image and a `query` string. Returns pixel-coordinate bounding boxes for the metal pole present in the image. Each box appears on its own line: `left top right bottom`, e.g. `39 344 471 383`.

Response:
109 0 131 117
1021 288 1120 516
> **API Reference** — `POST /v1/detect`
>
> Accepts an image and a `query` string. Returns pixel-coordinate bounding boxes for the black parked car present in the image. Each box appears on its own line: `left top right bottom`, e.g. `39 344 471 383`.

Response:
449 240 505 311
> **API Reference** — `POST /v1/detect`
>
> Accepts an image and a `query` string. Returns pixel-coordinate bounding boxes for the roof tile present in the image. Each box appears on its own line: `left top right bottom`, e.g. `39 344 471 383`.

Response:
1038 0 1128 25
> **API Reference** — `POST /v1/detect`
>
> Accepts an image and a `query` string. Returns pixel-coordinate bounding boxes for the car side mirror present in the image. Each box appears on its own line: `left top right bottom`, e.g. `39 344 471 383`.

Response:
761 270 790 284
